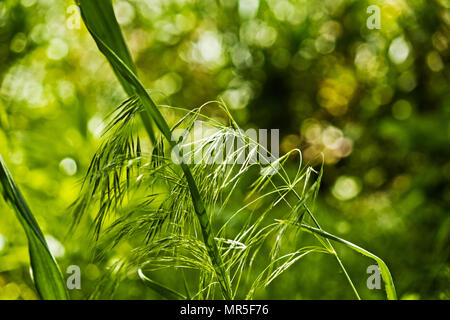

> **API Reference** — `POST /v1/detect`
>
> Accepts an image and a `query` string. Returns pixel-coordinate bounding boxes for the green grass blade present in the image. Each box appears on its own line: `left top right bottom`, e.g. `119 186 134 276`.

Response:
77 0 232 299
75 0 136 94
182 271 192 300
75 0 156 144
304 204 361 300
0 155 68 300
279 220 397 300
138 269 186 300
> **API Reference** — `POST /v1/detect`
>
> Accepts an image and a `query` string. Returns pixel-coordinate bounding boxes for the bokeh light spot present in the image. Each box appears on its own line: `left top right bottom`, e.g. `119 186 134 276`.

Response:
46 38 68 60
389 37 410 64
332 176 361 201
59 157 77 176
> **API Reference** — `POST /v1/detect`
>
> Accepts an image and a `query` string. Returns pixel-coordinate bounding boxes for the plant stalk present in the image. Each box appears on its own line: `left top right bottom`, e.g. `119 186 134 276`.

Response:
77 0 232 299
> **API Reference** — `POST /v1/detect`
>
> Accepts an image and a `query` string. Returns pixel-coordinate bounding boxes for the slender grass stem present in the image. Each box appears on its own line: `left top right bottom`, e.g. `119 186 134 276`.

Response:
77 0 232 299
304 205 361 300
279 219 397 300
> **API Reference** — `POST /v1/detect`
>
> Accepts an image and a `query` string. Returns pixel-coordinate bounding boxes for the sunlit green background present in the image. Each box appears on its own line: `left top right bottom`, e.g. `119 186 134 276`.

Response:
0 0 449 300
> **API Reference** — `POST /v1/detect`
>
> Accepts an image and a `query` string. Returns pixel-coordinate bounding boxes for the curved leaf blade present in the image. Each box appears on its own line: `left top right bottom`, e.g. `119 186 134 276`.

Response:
75 0 156 143
278 220 397 300
138 269 186 300
0 155 68 300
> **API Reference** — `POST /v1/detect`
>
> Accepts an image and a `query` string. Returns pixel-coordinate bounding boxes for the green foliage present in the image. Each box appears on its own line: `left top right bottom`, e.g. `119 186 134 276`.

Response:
0 156 68 300
73 0 386 299
280 220 397 300
0 0 448 300
138 268 186 300
76 0 232 299
72 92 396 299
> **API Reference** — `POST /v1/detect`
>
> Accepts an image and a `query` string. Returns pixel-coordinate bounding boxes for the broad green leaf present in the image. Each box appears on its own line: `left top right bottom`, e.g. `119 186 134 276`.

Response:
0 155 68 300
279 220 397 300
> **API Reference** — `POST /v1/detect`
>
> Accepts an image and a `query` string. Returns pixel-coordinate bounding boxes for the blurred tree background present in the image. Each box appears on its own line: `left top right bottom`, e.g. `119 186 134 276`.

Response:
0 0 449 299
